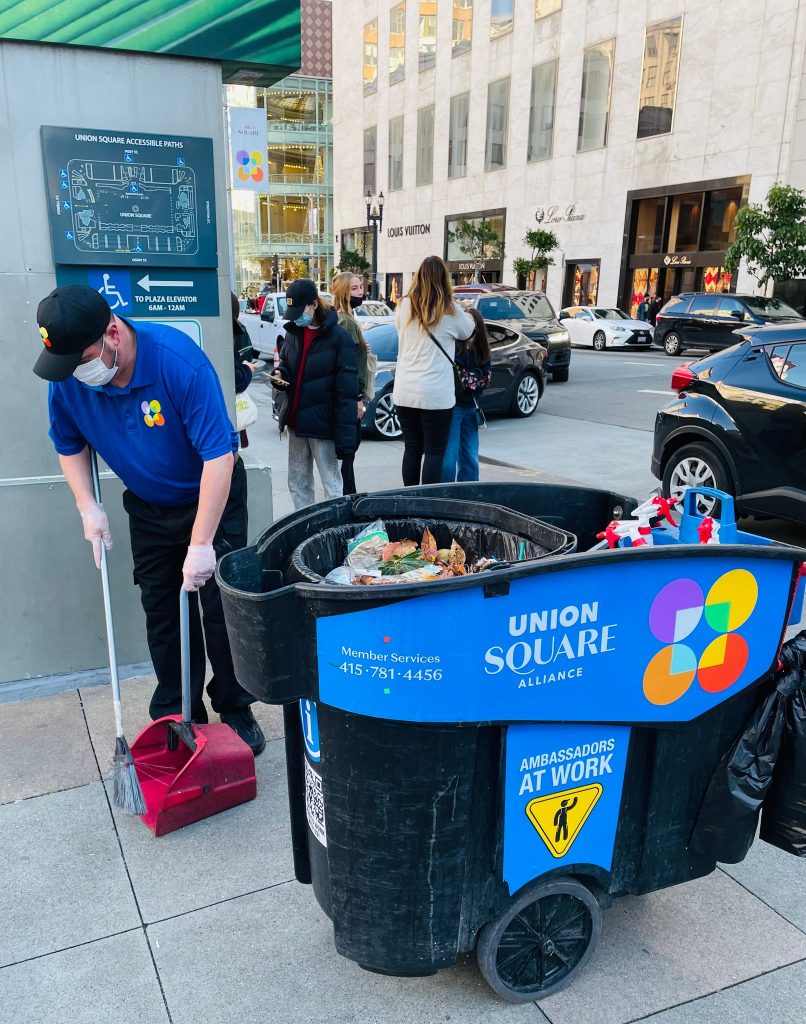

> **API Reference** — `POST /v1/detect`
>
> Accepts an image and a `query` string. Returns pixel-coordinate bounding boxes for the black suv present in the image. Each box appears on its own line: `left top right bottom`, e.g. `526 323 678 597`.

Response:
652 323 806 524
454 288 572 382
654 292 803 357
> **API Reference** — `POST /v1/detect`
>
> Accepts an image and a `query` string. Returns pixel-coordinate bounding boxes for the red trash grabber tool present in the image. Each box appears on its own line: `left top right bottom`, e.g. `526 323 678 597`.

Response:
130 587 257 836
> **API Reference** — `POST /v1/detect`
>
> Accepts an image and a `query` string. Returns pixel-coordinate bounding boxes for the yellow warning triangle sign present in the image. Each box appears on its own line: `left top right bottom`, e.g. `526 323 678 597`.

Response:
525 783 603 858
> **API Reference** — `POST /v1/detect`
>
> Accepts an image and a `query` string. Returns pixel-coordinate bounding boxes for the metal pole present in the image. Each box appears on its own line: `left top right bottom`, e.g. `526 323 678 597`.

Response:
371 221 378 300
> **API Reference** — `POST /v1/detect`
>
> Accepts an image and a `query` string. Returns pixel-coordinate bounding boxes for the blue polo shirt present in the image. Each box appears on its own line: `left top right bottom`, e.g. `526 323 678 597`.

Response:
48 320 238 506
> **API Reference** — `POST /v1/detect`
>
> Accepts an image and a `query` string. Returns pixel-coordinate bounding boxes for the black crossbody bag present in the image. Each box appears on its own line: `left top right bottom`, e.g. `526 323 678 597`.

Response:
426 329 487 428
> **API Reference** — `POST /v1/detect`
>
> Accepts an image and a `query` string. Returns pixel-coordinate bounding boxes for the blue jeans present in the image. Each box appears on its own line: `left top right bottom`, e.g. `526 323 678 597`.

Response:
442 404 480 482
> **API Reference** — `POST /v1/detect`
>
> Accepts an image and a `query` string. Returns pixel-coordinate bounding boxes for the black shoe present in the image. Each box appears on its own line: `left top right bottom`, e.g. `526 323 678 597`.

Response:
220 708 266 756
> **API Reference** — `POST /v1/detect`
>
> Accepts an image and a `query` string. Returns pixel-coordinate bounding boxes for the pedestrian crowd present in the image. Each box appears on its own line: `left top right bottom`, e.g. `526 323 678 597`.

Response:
31 254 490 752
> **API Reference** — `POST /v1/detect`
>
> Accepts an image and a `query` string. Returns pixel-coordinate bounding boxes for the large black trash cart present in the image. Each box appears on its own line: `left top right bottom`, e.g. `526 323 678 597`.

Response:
217 483 806 1001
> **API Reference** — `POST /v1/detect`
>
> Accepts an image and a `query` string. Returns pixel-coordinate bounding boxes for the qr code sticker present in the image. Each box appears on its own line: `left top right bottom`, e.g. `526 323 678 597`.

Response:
304 758 327 847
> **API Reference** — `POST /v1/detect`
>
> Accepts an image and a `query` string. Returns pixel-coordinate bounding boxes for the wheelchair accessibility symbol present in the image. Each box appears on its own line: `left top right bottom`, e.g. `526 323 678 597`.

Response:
89 271 131 312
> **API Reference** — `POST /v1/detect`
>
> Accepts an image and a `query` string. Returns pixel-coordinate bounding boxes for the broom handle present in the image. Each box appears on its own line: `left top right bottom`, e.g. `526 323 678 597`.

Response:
179 586 191 727
90 450 125 742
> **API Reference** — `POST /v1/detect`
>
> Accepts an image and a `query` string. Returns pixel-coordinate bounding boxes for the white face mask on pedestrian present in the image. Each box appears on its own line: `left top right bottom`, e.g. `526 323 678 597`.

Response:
73 338 119 387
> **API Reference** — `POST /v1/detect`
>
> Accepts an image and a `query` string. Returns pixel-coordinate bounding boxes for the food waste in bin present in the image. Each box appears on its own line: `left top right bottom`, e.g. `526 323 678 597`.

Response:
326 520 504 585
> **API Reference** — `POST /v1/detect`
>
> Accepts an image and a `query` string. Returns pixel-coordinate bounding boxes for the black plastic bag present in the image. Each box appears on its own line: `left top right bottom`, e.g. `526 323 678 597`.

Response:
760 636 806 856
689 682 785 864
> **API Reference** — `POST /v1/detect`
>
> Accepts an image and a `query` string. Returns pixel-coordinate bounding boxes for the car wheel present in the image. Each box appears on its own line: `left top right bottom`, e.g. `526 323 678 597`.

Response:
593 330 607 351
662 442 731 515
372 387 402 440
510 373 541 418
663 331 683 357
551 367 569 383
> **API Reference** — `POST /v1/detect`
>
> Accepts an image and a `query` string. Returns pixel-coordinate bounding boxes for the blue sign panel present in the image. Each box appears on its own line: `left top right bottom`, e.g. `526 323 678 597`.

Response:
316 555 792 724
42 127 217 268
299 699 321 763
55 266 219 318
504 724 631 894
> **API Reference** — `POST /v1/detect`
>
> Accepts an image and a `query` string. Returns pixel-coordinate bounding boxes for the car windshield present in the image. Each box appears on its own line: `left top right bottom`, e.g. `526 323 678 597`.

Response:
593 308 631 320
743 296 801 320
476 292 554 321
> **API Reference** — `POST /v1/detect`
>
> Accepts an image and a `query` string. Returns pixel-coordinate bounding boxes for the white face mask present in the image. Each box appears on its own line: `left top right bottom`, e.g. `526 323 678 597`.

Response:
73 338 119 387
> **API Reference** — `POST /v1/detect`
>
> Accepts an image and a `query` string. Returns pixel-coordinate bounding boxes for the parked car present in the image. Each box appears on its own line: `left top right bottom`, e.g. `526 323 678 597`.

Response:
652 323 806 524
559 306 654 350
354 300 395 328
653 292 804 357
360 320 547 439
455 289 571 382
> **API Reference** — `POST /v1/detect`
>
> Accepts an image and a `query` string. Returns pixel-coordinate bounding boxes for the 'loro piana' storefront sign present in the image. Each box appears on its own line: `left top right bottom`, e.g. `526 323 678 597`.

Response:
535 204 585 224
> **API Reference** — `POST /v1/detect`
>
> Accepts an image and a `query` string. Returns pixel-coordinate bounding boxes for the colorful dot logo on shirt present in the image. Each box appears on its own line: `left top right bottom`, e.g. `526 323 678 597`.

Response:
39 327 51 348
236 149 264 183
141 399 165 428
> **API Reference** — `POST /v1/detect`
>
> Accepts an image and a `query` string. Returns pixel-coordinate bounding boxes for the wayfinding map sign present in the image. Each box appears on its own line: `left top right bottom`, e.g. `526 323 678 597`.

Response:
42 127 217 268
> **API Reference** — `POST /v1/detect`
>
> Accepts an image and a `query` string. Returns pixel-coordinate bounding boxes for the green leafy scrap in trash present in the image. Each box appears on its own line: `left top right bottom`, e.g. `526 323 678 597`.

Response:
378 553 431 575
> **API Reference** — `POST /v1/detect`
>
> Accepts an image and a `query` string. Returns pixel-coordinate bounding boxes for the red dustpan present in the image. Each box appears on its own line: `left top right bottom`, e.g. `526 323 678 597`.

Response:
130 587 257 837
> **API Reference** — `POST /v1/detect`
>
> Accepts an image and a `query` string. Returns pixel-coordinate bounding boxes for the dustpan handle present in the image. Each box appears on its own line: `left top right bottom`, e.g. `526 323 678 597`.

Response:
179 587 191 727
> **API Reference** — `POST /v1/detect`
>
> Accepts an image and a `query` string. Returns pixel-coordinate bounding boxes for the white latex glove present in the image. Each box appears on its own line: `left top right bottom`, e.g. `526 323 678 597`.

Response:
77 501 112 569
182 544 217 592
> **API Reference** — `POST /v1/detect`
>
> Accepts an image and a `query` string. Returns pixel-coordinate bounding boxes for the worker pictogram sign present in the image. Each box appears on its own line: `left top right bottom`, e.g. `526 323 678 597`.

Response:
525 783 603 858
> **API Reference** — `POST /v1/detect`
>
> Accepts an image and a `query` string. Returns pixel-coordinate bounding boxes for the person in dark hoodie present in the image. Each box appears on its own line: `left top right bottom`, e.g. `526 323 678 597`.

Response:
270 279 358 509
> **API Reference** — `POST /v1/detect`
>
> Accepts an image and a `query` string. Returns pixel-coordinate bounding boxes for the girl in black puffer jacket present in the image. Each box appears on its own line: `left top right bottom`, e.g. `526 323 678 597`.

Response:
271 279 358 510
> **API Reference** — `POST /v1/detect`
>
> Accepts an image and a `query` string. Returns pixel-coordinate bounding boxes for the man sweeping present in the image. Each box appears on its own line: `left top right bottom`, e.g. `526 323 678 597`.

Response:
32 285 265 755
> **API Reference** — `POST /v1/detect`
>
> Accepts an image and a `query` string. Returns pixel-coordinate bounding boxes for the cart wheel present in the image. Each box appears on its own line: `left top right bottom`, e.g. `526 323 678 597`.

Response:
476 877 601 1002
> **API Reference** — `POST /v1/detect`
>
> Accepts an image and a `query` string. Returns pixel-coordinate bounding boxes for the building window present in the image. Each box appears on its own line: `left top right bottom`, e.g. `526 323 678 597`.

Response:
491 0 513 39
527 60 557 162
669 192 703 252
419 1 437 72
416 106 435 186
702 187 743 251
634 197 665 253
363 127 376 195
638 17 682 139
268 143 326 184
485 77 510 171
445 209 506 283
578 39 614 152
388 116 404 190
363 20 378 94
452 0 472 55
536 0 561 18
390 2 406 84
563 261 600 307
448 93 469 178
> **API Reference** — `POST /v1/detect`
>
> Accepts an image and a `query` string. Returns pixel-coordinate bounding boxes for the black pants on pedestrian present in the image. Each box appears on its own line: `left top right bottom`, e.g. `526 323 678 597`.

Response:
123 457 254 722
396 406 454 486
340 419 363 496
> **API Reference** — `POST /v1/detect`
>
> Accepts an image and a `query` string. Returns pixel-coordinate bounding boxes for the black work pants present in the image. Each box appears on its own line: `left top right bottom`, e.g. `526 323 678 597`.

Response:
396 405 454 486
340 419 363 496
123 457 253 721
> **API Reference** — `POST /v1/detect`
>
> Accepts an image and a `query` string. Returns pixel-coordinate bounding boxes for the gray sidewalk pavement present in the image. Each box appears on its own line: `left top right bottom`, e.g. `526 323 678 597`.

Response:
3 445 806 1022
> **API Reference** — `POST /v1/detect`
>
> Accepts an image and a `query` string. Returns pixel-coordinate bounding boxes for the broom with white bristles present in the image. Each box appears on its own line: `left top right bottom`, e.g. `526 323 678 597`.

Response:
90 450 146 815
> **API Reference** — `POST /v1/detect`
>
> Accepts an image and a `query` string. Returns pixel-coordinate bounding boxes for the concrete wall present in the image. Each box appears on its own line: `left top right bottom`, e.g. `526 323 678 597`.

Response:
0 40 271 685
334 0 806 306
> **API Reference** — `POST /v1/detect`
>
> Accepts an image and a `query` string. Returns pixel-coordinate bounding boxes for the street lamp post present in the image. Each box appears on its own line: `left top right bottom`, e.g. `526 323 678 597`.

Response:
365 189 384 300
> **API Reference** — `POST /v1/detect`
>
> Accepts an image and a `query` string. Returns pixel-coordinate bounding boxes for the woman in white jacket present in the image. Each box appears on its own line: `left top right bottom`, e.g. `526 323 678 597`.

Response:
392 256 475 485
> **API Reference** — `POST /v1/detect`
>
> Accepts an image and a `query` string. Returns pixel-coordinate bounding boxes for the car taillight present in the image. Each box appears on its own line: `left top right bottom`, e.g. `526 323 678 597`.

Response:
671 363 696 392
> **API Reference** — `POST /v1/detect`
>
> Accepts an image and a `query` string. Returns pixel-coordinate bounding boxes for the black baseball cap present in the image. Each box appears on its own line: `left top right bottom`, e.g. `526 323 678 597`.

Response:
34 286 112 382
285 279 318 322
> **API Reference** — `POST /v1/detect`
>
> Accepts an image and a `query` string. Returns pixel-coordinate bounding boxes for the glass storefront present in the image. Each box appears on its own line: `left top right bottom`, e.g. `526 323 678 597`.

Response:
445 209 506 283
563 261 600 307
621 178 748 313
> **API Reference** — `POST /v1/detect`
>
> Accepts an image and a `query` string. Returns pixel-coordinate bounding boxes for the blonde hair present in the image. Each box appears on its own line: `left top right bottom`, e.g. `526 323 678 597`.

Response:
331 272 361 316
407 255 455 330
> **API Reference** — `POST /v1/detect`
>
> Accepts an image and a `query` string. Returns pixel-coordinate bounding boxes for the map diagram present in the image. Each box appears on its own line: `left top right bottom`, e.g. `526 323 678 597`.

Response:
41 127 217 268
66 160 198 257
